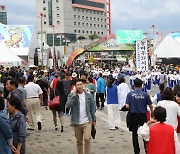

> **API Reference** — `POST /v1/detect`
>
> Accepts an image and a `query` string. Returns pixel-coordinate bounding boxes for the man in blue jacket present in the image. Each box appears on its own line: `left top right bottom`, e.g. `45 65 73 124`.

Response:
96 73 106 110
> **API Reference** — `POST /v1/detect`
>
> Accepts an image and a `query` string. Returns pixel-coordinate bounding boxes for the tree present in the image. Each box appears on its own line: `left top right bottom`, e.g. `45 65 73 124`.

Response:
78 36 86 40
89 33 99 40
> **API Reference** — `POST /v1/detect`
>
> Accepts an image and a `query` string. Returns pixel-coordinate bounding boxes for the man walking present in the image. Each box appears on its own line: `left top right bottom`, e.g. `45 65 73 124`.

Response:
25 75 43 130
96 73 106 110
125 78 153 154
66 79 96 154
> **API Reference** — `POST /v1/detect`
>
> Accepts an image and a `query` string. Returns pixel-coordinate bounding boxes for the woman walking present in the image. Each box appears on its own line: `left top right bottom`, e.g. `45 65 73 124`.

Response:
50 80 65 132
7 96 26 154
106 78 121 130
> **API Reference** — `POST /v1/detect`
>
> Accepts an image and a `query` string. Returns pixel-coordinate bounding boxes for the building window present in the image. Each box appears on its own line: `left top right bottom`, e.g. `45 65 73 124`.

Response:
82 16 84 19
56 0 59 2
105 25 107 28
44 14 46 18
87 31 89 34
43 7 46 11
101 18 103 22
78 15 80 19
78 9 81 12
74 22 76 26
43 0 46 3
82 9 84 12
94 11 96 14
74 30 76 33
101 12 103 15
56 7 59 10
74 8 76 11
105 19 107 22
90 17 92 20
82 23 84 26
44 21 47 24
74 15 76 18
97 18 99 21
94 17 96 21
86 16 88 20
90 31 93 34
86 10 88 13
98 32 100 34
101 25 103 28
94 31 96 34
82 30 84 33
78 22 80 26
97 24 99 27
90 23 92 27
57 14 60 17
101 32 103 35
104 13 107 16
94 24 96 27
57 21 60 24
79 30 81 33
86 23 88 26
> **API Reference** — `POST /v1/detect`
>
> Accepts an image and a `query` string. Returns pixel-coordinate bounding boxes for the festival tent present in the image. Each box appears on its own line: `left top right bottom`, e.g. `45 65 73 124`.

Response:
154 33 180 58
0 40 22 66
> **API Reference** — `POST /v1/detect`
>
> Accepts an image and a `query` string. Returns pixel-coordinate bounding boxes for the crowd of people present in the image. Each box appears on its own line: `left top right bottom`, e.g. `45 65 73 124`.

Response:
0 64 180 154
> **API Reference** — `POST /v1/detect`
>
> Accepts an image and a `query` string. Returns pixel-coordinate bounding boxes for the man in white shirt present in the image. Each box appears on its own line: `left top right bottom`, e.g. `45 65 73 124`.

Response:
25 75 43 130
66 79 96 154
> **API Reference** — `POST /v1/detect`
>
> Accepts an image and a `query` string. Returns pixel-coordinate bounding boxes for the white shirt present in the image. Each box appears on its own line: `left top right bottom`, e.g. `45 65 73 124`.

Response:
78 92 89 124
25 82 43 98
138 123 180 154
157 100 180 129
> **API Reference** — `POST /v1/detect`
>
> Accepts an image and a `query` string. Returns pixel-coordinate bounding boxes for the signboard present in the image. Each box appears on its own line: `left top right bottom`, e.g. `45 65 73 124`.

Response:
116 30 144 44
0 24 33 48
87 38 134 51
136 40 148 71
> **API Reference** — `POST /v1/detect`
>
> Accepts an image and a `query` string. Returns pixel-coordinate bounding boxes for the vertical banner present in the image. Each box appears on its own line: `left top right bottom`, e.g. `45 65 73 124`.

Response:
136 40 148 71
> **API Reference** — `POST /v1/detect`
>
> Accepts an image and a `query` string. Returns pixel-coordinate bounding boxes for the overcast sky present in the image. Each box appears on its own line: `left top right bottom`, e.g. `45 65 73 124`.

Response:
1 0 180 35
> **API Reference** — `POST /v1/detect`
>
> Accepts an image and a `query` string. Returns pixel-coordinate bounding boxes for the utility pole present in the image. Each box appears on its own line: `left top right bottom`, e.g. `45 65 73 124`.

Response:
40 12 44 66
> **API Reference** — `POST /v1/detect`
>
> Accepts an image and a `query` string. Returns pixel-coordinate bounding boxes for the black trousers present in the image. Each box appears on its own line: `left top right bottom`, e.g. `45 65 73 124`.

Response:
129 113 147 154
96 93 105 108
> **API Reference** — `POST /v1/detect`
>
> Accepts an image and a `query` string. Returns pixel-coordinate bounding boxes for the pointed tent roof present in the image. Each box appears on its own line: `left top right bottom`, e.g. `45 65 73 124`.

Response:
154 33 180 58
0 40 22 65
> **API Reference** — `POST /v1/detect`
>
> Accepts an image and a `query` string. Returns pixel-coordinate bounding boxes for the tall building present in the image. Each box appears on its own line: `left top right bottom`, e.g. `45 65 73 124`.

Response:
0 5 7 25
36 0 110 47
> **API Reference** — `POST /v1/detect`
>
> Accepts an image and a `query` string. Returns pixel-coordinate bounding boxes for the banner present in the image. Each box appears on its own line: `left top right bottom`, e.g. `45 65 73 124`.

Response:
136 40 148 71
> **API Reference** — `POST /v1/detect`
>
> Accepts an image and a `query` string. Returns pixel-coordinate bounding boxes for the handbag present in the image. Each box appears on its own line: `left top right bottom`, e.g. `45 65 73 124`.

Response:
48 90 60 109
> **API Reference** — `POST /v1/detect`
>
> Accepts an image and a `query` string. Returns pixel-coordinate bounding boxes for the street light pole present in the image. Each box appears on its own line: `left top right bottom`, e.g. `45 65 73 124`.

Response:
52 24 55 67
40 12 44 66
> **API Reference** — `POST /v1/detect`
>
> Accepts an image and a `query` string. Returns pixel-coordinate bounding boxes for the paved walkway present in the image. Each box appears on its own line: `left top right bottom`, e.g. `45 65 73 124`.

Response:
26 107 146 154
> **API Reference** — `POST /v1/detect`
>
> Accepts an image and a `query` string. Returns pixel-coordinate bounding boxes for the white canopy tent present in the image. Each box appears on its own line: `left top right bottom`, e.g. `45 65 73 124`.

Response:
154 34 180 58
0 40 22 66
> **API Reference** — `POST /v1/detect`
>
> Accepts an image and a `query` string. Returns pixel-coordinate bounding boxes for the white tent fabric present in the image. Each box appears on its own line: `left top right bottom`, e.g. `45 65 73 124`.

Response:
154 34 180 58
0 40 22 66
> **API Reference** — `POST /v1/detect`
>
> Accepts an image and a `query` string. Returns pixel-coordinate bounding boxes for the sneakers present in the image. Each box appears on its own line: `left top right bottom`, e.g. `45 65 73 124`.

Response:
37 122 42 130
55 126 58 131
115 126 119 130
61 125 64 132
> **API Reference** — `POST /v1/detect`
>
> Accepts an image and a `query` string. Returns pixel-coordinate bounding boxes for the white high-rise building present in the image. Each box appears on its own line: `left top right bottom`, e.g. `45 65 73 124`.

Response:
36 0 110 47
